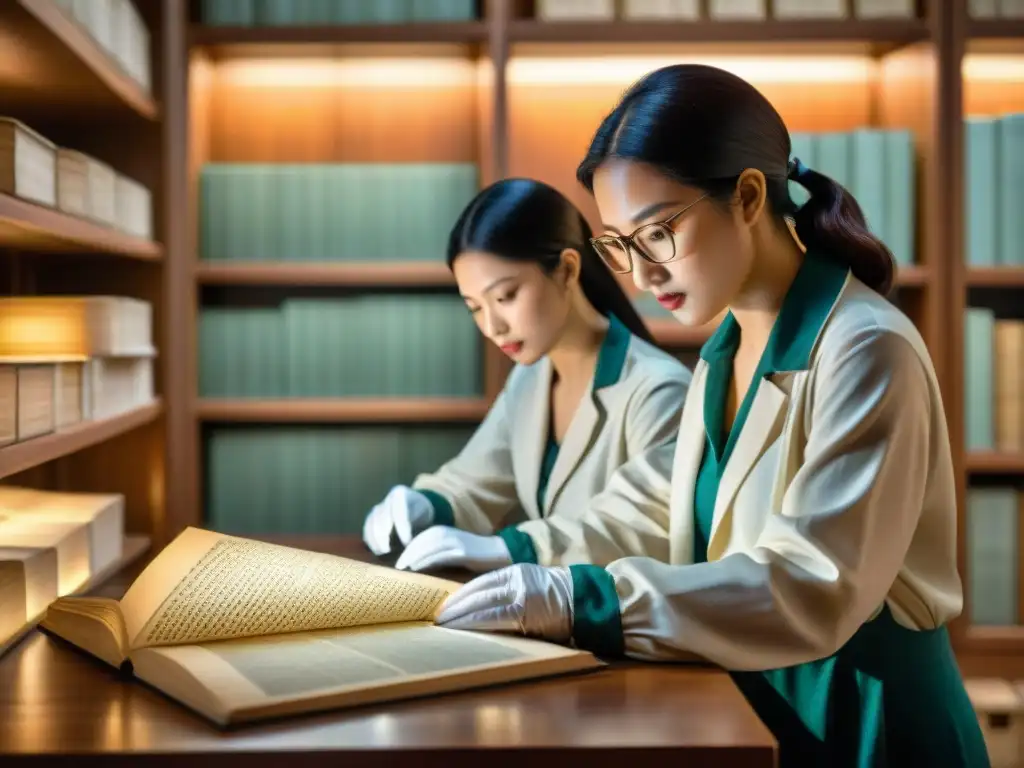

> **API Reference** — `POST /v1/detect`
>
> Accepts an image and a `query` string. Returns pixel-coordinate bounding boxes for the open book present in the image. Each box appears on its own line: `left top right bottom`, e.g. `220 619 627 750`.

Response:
39 527 603 726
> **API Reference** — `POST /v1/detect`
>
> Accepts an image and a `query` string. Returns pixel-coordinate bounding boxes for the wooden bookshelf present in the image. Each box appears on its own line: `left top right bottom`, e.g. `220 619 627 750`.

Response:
0 401 163 480
965 267 1024 288
895 265 931 287
195 261 454 286
946 11 1024 674
0 0 159 120
0 0 180 562
197 397 489 423
966 451 1024 475
0 193 162 258
968 18 1024 42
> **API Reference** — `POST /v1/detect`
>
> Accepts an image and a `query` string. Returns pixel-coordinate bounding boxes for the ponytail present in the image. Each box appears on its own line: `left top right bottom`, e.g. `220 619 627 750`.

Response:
787 158 896 296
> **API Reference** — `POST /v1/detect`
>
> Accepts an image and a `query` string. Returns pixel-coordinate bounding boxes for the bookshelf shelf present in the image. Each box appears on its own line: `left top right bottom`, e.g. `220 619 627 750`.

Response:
0 193 162 259
968 19 1024 43
0 400 163 480
196 398 489 423
965 267 1024 288
966 451 1024 474
0 0 159 120
965 626 1024 655
189 21 489 53
896 265 930 287
507 18 929 48
195 261 454 287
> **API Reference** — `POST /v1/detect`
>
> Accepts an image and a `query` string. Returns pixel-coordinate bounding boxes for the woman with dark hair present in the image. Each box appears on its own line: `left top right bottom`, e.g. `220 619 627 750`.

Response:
363 177 692 574
434 66 988 766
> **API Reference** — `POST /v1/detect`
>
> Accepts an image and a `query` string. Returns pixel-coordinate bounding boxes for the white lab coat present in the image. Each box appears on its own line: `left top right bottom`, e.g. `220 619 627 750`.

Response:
578 270 962 671
413 318 692 566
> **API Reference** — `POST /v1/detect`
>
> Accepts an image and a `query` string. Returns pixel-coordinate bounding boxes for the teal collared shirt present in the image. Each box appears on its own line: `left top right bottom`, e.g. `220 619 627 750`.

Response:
421 314 632 565
693 253 848 562
569 253 850 658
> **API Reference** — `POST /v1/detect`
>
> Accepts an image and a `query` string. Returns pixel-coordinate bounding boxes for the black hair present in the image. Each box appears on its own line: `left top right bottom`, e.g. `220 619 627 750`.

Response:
576 64 895 296
446 177 656 344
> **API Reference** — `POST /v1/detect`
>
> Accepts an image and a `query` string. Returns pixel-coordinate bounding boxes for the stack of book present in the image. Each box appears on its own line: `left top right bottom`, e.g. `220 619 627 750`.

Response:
0 117 153 240
199 163 477 263
51 0 151 94
964 112 1024 267
969 0 1024 18
967 485 1023 627
0 296 156 447
0 486 125 651
200 293 482 399
964 309 1024 455
200 0 476 25
536 0 916 21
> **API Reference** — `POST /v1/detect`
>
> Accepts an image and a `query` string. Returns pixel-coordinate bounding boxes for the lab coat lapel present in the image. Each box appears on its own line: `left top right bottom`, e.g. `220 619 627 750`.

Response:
706 372 792 561
668 362 708 565
541 315 632 514
513 359 553 519
542 385 603 512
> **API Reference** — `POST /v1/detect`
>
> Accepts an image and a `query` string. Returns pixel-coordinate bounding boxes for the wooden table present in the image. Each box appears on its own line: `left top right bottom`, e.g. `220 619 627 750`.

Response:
0 535 777 767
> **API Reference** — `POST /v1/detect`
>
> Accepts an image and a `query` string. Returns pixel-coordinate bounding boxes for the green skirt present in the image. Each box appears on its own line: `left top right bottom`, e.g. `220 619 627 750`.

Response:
730 606 990 767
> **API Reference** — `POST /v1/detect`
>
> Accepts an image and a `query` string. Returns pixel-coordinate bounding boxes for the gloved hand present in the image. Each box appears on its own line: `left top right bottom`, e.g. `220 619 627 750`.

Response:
434 563 574 643
395 526 513 573
362 485 435 556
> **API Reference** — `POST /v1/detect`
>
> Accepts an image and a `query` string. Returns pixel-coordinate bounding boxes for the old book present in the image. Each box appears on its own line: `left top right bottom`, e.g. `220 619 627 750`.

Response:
40 527 603 727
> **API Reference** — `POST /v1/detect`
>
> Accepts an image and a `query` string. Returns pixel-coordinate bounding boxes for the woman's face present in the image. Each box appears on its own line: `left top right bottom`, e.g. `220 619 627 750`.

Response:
591 159 757 327
452 250 573 365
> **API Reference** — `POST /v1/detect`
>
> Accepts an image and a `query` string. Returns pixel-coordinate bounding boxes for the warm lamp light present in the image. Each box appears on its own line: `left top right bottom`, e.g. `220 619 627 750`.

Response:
215 57 479 87
963 54 1024 81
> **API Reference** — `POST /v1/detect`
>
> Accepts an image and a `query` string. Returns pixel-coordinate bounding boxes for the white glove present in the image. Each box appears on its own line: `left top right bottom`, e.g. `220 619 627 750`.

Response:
362 485 435 556
435 563 574 643
395 526 513 573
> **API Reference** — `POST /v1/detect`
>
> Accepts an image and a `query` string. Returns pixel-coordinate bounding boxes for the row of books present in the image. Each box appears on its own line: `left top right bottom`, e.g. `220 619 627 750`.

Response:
197 0 1024 23
201 0 475 24
200 163 477 263
199 295 483 398
0 486 126 650
964 310 1024 454
206 425 475 534
964 113 1024 267
0 117 153 240
789 129 915 266
52 0 151 94
970 0 1024 17
0 296 157 447
967 485 1023 627
198 140 914 265
538 0 915 21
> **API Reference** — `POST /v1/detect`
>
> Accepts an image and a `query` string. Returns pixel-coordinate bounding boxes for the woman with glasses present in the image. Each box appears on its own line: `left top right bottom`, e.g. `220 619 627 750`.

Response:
363 177 692 575
433 65 988 766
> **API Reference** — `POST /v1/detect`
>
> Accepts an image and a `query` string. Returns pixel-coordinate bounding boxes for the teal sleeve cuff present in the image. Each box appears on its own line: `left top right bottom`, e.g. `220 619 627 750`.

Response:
497 526 538 564
569 564 625 658
417 489 455 528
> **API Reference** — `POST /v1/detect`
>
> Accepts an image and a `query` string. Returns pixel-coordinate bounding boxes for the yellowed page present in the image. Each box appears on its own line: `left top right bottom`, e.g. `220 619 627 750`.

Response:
121 527 461 650
129 623 603 727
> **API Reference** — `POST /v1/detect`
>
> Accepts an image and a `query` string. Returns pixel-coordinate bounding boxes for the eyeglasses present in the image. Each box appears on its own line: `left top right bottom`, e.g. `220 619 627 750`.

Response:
590 194 708 274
